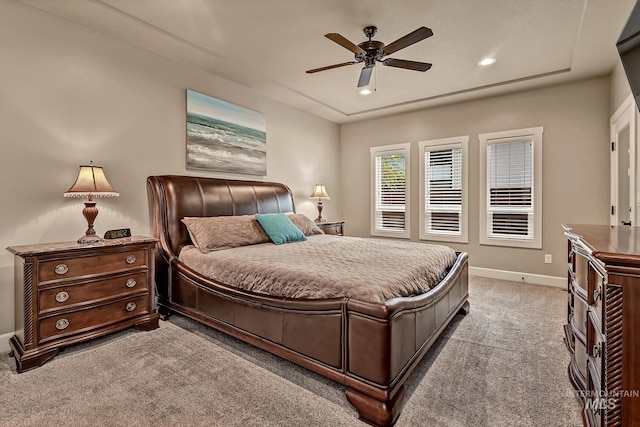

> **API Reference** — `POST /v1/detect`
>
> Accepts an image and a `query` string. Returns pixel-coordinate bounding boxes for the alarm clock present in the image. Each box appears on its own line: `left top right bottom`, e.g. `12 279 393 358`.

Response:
104 228 132 239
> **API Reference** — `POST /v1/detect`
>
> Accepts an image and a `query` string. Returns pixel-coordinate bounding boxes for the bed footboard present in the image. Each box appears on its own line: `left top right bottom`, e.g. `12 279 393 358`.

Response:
345 253 469 425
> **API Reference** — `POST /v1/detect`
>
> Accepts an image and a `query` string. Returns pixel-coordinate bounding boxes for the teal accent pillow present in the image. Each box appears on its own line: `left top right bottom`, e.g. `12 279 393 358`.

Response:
255 213 307 245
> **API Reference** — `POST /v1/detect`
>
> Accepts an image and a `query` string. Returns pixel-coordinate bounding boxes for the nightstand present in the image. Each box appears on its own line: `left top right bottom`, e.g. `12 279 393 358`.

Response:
317 220 346 236
6 236 160 372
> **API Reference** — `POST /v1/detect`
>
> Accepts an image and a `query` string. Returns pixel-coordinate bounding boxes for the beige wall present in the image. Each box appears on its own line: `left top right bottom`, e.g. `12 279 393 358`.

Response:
0 2 341 337
341 77 611 279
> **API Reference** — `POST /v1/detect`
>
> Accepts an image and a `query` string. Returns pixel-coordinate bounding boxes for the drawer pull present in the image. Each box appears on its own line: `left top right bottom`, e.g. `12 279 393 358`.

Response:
125 255 136 264
593 287 602 302
125 278 137 288
593 343 602 358
55 291 70 303
54 264 69 275
125 302 137 312
55 318 69 330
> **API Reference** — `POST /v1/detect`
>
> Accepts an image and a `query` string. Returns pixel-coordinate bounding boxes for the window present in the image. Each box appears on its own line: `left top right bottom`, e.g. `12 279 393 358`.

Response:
479 127 543 248
370 143 411 238
419 136 469 243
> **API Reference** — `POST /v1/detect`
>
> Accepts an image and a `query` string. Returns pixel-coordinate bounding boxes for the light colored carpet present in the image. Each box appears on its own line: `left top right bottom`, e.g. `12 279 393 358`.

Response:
0 277 582 426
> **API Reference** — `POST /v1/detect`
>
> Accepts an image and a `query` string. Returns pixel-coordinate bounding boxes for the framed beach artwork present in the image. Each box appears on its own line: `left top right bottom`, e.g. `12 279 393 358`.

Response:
186 89 266 176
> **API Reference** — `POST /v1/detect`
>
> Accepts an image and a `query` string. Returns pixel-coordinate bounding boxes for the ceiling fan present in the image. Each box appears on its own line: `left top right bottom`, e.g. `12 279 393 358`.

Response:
306 25 433 89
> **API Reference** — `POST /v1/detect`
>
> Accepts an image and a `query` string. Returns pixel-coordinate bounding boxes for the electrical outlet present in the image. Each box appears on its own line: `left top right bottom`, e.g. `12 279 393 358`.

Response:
545 254 552 264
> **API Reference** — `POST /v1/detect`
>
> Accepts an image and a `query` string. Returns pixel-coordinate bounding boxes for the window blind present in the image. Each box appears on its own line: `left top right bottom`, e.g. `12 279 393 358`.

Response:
487 140 533 239
425 148 462 234
375 152 406 231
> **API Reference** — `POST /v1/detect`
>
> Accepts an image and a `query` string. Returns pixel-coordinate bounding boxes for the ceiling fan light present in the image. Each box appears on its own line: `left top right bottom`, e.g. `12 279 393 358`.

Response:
478 57 497 66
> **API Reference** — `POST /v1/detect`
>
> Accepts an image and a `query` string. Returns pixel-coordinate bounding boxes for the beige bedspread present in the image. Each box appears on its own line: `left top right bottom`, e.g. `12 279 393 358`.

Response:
179 235 457 303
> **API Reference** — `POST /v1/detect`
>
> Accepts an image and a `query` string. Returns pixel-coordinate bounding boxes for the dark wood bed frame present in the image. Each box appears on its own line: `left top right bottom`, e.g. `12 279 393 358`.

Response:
147 175 469 426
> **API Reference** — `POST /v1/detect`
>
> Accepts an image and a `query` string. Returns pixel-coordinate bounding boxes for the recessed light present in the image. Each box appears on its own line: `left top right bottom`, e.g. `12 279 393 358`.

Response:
359 88 373 95
478 57 497 66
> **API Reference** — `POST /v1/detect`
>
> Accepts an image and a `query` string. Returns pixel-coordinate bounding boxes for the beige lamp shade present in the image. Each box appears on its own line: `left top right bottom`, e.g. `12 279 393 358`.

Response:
64 162 119 199
309 184 331 200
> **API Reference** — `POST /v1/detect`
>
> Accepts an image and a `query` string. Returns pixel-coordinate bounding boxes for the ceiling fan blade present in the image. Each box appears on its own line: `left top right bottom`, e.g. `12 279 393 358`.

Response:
382 27 433 56
383 58 432 72
325 33 366 55
306 61 358 74
357 66 374 87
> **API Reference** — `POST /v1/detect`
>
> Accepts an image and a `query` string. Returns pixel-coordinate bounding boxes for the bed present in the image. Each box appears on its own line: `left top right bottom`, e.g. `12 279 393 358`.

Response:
146 175 469 426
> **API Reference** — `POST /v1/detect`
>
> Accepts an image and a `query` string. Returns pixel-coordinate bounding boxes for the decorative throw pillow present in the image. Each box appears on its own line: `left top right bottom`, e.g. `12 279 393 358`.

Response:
255 213 307 245
181 215 269 253
287 213 325 236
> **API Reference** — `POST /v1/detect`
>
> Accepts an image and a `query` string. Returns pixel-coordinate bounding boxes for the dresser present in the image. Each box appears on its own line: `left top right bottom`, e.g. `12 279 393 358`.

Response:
6 236 160 372
317 220 346 236
563 224 640 426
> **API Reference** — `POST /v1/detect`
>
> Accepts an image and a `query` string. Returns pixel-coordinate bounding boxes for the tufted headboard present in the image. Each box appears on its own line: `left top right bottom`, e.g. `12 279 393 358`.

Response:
146 175 296 259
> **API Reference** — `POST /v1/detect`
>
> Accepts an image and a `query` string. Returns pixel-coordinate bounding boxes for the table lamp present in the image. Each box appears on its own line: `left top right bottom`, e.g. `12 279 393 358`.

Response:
309 183 331 223
64 161 119 244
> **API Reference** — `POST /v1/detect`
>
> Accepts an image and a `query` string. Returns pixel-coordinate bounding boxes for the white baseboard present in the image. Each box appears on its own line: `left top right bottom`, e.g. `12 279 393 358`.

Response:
0 332 12 353
469 266 566 289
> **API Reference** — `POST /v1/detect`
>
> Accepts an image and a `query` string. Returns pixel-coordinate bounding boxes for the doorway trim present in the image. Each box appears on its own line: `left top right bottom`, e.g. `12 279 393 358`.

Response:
610 94 637 226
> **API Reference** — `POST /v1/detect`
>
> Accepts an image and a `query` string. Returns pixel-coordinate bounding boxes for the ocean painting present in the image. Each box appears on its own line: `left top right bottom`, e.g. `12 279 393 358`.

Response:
186 90 266 175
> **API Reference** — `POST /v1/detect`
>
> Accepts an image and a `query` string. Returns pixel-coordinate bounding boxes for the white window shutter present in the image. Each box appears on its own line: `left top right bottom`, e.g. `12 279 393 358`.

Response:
487 140 534 239
425 148 462 234
479 126 542 249
370 143 411 238
375 152 406 231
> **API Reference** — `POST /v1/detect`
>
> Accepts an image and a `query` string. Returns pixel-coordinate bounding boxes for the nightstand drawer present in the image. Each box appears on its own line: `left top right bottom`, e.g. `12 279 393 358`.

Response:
38 272 148 314
317 220 345 236
39 249 147 282
38 294 149 344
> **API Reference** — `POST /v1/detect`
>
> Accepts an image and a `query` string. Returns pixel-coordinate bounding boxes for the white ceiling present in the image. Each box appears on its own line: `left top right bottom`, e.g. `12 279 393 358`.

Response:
22 0 635 124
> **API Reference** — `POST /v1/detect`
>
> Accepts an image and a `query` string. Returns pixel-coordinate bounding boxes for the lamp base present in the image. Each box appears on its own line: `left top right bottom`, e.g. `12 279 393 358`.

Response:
315 200 325 223
77 234 103 244
77 200 103 244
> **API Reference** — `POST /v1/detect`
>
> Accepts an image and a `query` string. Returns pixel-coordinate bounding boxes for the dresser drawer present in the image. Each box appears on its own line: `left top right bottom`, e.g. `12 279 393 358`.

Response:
573 250 589 294
38 249 147 282
38 272 148 314
587 310 605 387
586 359 604 427
574 338 588 384
587 261 605 329
38 294 149 344
571 290 588 340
